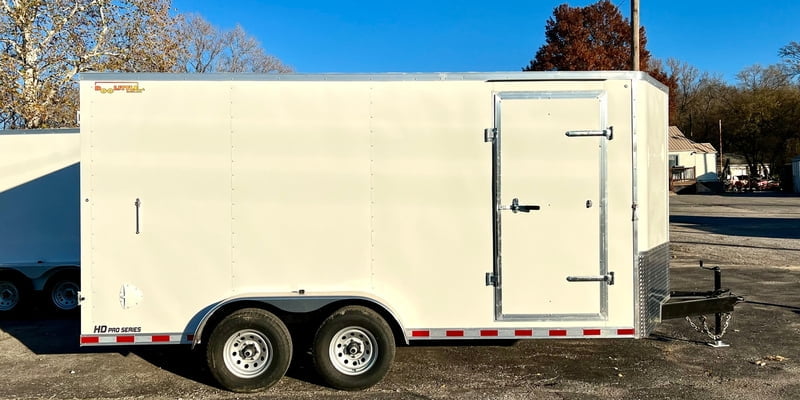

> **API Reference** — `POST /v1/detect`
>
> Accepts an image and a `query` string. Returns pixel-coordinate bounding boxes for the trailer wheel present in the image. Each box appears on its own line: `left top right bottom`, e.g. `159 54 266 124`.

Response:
206 308 292 393
312 306 395 390
0 276 27 315
45 271 80 312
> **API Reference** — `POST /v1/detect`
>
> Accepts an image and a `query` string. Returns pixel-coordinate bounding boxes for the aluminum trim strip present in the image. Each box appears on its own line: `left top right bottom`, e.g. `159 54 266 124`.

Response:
79 71 668 91
598 92 610 317
491 92 503 320
631 78 642 337
496 90 605 101
0 128 79 135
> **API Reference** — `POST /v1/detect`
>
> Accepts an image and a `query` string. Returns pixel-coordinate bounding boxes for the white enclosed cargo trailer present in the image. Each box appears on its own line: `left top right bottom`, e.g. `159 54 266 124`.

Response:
78 72 673 391
0 129 81 314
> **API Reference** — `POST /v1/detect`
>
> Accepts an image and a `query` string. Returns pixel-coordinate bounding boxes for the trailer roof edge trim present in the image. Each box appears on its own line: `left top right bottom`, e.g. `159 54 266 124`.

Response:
0 128 80 135
79 71 667 92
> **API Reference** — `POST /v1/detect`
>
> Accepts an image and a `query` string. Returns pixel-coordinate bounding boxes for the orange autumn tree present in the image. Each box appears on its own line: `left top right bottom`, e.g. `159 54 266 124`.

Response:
524 0 651 71
523 0 676 120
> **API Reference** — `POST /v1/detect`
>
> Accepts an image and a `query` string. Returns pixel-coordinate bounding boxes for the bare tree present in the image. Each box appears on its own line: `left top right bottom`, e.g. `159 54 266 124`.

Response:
0 0 182 129
177 14 292 73
663 58 722 134
177 13 223 73
778 41 800 78
736 64 792 91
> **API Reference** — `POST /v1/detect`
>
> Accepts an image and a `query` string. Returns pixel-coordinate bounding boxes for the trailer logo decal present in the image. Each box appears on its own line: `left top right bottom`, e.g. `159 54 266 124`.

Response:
94 81 145 94
92 325 142 333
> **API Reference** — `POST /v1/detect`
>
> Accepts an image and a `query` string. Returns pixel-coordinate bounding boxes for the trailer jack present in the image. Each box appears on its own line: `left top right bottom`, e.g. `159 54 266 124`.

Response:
660 261 744 347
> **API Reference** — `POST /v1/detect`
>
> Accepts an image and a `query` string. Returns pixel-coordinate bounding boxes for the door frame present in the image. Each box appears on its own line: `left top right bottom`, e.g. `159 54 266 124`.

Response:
489 90 611 321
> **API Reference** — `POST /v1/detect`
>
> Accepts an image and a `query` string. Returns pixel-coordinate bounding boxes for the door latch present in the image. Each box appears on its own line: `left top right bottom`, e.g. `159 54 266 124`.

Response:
484 128 497 143
500 198 541 213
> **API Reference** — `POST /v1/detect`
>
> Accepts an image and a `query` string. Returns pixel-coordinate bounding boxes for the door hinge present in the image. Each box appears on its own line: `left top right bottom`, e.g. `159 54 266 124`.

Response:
484 128 497 143
485 272 498 286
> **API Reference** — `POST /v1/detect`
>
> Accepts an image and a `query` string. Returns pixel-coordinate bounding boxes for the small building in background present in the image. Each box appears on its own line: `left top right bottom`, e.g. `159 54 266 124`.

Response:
793 156 800 193
668 126 719 193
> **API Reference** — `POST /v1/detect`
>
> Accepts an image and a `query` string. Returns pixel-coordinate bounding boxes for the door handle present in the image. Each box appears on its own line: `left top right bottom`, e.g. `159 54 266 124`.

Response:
566 272 615 285
134 198 141 234
565 126 613 140
500 198 540 213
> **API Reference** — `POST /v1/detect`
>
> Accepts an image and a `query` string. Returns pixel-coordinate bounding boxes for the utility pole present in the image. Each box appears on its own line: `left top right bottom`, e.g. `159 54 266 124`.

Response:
719 119 723 176
631 0 640 71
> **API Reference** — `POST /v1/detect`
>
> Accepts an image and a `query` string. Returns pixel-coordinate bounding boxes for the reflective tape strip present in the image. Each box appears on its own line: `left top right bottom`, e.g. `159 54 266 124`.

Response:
80 334 190 345
406 328 636 340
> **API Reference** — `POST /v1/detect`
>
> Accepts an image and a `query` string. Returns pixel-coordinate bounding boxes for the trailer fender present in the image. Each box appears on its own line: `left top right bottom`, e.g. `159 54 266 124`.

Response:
190 294 408 349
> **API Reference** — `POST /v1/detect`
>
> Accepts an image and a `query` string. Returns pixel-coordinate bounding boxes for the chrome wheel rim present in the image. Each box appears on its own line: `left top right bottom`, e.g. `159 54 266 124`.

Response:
223 329 273 378
329 327 378 375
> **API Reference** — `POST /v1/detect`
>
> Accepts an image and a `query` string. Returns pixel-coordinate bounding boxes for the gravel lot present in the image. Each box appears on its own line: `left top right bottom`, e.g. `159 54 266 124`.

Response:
1 193 799 399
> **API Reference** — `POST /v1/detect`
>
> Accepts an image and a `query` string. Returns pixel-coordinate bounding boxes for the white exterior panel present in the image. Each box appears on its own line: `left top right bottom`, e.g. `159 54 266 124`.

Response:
78 72 668 342
0 130 80 288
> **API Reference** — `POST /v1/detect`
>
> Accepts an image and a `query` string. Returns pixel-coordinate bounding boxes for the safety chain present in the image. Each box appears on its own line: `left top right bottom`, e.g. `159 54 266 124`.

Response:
685 313 732 341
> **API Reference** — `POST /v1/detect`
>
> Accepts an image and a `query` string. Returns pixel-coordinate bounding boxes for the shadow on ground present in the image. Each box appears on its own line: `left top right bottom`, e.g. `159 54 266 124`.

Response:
0 315 531 392
1 315 470 391
669 215 800 239
0 316 216 389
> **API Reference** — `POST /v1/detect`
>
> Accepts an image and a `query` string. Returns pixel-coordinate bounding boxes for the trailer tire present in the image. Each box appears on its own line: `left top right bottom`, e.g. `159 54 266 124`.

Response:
312 306 395 390
206 308 292 393
0 275 28 315
45 271 80 313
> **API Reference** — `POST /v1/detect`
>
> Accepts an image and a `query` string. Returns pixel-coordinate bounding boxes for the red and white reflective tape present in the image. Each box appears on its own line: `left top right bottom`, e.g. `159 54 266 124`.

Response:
80 334 193 345
407 327 636 339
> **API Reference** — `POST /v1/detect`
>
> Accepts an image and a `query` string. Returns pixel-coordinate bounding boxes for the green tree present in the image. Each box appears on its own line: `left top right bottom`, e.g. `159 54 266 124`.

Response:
722 65 800 177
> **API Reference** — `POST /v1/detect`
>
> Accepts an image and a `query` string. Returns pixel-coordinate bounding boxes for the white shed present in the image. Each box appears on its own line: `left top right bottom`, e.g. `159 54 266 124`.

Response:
668 126 717 182
793 156 800 193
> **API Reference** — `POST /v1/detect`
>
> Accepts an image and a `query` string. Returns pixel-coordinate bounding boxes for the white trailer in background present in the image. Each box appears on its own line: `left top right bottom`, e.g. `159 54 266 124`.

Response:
0 129 81 314
78 72 674 392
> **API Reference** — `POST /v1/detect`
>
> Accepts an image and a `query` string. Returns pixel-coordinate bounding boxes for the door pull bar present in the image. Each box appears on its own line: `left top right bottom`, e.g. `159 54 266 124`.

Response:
565 126 613 140
566 272 614 285
134 198 141 235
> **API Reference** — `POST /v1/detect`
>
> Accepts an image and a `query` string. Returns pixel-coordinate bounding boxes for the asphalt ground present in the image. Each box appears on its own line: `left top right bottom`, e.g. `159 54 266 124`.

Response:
1 193 799 399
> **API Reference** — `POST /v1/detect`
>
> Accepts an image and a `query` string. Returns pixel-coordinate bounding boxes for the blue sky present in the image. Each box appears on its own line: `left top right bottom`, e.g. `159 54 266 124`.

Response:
171 1 800 82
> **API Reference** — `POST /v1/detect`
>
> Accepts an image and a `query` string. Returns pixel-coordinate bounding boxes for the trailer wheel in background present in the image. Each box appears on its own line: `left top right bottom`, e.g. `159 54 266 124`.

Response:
45 271 80 313
312 306 395 390
0 275 27 315
206 308 292 392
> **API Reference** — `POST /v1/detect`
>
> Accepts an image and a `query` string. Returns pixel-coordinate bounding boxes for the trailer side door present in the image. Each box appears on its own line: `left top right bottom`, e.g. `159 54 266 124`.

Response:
490 90 612 321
